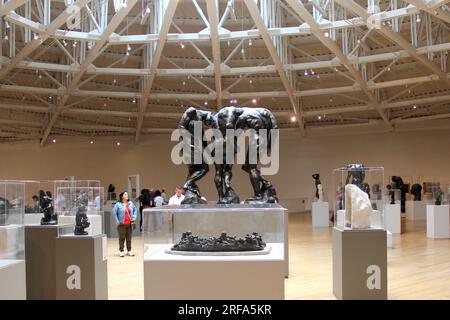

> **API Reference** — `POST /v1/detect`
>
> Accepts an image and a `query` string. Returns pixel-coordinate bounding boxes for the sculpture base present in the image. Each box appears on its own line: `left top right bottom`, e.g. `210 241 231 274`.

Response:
406 200 426 221
181 189 207 204
385 204 401 234
144 243 284 300
165 245 272 256
0 260 26 300
426 205 450 239
312 202 330 228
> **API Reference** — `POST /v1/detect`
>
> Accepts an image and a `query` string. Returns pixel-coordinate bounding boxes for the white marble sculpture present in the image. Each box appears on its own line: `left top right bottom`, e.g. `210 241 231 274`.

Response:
317 184 324 202
345 184 373 229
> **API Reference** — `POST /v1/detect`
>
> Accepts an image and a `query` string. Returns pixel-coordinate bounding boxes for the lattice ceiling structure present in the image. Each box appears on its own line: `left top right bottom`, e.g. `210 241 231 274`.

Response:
0 0 449 145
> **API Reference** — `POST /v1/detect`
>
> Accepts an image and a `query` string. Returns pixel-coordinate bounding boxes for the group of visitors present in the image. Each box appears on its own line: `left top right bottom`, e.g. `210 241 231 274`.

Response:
112 185 189 258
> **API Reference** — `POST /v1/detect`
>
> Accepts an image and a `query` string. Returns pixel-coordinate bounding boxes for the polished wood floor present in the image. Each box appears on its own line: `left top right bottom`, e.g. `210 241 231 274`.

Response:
107 213 450 300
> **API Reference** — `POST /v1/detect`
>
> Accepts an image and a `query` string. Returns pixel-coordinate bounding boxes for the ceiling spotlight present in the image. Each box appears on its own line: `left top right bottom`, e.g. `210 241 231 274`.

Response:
387 67 391 71
126 51 130 56
241 48 245 54
5 21 10 29
72 41 77 47
116 142 121 146
249 79 253 84
180 42 185 49
33 33 40 40
90 140 94 144
318 116 322 120
324 31 330 38
252 98 257 104
204 101 208 106
113 79 117 84
182 81 186 86
416 16 421 23
227 40 231 47
63 40 67 47
4 35 8 41
304 70 308 76
52 139 56 143
249 39 252 46
127 44 131 51
413 105 417 110
132 98 136 103
146 6 151 14
38 74 42 79
290 116 296 122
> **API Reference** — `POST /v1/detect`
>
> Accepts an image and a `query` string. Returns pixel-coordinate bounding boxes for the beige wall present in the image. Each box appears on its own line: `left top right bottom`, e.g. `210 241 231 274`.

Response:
0 129 449 210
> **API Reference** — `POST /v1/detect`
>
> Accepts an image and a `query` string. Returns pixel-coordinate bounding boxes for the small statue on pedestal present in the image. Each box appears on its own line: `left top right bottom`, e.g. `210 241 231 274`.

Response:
410 184 422 201
74 191 90 235
386 184 395 205
391 176 407 213
312 173 323 202
40 190 58 225
0 197 10 226
435 188 444 206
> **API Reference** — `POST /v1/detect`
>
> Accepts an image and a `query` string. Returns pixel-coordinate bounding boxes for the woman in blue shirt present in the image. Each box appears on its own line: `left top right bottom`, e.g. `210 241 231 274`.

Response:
112 191 137 257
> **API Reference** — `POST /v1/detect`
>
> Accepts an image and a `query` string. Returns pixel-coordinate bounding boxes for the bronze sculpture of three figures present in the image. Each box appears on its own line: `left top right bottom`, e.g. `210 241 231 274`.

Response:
177 106 278 205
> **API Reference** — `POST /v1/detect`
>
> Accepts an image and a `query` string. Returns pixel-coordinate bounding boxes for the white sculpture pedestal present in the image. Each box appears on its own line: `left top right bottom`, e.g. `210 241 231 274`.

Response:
0 260 26 299
144 243 284 300
406 201 426 221
426 205 450 239
385 204 401 234
58 215 103 235
0 224 23 259
24 213 43 225
312 202 329 228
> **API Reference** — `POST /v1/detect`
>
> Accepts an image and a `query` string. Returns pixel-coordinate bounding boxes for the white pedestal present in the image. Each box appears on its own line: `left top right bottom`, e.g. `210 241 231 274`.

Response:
387 230 393 248
144 243 284 300
0 260 26 299
24 213 43 225
58 215 103 235
385 204 401 234
312 202 329 227
406 201 426 220
0 225 23 259
336 210 382 229
426 205 450 239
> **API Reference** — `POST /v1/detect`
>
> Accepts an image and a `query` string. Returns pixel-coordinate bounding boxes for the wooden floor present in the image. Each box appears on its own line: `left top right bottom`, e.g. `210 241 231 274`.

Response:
107 212 450 300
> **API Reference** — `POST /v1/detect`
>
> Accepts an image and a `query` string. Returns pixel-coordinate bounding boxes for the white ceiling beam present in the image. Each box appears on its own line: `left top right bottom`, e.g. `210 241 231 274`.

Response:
4 5 421 44
5 41 449 77
0 0 30 16
0 0 92 82
286 0 392 130
335 0 450 87
40 0 138 146
1 73 448 100
404 0 450 24
206 0 222 108
243 0 306 136
135 0 179 143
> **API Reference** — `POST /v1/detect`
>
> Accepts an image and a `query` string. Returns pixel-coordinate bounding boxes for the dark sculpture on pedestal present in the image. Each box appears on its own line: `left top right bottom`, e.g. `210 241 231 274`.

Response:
178 107 215 204
216 107 278 204
410 184 422 201
312 173 321 200
74 191 90 235
171 231 266 252
391 176 407 213
40 190 58 225
435 188 444 206
386 184 395 205
107 184 117 201
175 106 279 205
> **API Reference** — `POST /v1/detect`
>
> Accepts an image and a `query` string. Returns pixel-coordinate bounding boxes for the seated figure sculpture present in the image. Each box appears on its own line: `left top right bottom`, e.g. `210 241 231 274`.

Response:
74 191 90 235
178 107 215 204
40 190 58 225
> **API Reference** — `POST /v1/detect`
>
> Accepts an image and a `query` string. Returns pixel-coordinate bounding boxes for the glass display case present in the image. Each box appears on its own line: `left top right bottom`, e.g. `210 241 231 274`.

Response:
0 181 25 260
333 165 385 230
56 186 104 235
428 183 449 205
142 204 286 259
385 188 401 205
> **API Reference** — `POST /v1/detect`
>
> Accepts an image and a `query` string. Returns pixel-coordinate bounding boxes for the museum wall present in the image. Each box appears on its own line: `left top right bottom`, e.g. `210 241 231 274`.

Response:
0 128 449 212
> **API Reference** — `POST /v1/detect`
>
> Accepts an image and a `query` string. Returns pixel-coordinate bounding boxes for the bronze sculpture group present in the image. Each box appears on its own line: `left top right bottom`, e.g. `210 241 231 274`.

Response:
177 106 278 205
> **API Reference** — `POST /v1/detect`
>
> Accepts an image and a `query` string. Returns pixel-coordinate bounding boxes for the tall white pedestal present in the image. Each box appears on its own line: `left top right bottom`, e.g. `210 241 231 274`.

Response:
426 205 450 239
58 215 103 235
144 243 284 300
0 260 26 299
312 202 329 227
385 204 401 234
406 201 426 220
